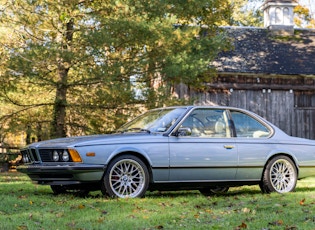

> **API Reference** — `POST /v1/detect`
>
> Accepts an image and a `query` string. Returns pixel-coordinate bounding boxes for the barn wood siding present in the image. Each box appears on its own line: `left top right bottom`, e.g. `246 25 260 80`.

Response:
177 80 315 140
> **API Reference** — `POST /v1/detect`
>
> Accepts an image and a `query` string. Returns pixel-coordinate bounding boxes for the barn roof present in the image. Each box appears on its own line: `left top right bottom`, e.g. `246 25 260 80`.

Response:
212 27 315 75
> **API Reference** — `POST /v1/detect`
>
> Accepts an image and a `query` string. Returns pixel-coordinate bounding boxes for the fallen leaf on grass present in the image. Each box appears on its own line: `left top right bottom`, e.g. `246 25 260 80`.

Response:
132 206 142 213
205 209 212 213
269 219 283 226
159 202 167 207
55 212 64 218
235 222 247 229
241 207 250 213
86 204 108 215
304 216 315 222
98 217 105 223
302 208 311 213
67 221 76 228
179 214 186 219
300 198 306 206
70 204 86 210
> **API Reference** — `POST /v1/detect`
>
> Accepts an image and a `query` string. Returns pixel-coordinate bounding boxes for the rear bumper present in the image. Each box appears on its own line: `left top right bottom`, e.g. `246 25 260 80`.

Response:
17 163 106 185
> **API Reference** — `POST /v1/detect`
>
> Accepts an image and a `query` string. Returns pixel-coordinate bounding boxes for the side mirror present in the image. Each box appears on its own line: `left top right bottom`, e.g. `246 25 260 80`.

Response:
175 127 192 136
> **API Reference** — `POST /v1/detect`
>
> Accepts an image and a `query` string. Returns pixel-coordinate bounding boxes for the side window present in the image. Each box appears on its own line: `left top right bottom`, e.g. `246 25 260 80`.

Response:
179 109 231 138
230 111 271 138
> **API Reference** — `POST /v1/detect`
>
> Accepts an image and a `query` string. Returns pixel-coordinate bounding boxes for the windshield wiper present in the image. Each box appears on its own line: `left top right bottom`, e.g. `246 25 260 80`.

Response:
119 128 151 134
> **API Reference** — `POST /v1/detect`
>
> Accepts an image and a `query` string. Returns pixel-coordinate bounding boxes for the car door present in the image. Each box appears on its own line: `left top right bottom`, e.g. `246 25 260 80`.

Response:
168 108 238 181
229 110 273 180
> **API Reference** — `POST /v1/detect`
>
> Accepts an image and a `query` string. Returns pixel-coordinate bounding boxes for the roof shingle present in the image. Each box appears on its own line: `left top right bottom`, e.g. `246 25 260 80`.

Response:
213 27 315 75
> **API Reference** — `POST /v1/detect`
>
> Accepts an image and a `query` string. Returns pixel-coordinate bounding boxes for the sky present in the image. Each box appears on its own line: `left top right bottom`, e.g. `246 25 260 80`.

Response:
301 0 315 15
250 0 314 18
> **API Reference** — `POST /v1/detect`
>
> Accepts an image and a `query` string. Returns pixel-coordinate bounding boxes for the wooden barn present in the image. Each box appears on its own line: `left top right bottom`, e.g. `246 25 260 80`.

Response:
176 0 315 139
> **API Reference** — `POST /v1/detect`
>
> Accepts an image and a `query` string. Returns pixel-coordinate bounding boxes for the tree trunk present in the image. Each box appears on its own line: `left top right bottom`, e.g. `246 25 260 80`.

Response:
50 19 74 138
26 125 31 145
51 65 68 138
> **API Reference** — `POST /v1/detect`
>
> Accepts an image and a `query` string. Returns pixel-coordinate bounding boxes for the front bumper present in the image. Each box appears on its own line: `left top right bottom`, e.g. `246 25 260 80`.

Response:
17 163 106 185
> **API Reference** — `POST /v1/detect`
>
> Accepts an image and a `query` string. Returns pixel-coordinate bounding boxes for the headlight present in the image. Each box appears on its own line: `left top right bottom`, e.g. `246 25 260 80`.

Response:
23 155 29 163
52 150 59 162
62 150 70 162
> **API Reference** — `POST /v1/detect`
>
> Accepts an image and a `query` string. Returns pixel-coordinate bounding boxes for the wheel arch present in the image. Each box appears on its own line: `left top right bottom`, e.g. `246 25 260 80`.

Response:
105 151 154 183
262 153 299 180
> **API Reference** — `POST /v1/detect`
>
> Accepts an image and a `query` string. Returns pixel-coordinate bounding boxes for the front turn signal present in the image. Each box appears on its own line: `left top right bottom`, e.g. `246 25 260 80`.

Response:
68 149 83 162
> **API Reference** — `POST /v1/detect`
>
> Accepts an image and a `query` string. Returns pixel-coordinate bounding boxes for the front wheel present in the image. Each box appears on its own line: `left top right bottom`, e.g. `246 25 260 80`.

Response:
102 155 149 198
51 185 67 195
50 185 90 196
261 155 297 194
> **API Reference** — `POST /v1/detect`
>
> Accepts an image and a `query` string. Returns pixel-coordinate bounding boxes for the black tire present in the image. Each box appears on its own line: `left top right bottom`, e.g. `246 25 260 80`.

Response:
50 185 90 196
101 155 149 198
261 155 297 194
199 186 229 196
50 185 67 195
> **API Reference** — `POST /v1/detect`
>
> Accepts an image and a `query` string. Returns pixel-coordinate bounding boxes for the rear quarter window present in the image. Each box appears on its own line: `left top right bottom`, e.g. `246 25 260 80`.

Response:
230 111 271 138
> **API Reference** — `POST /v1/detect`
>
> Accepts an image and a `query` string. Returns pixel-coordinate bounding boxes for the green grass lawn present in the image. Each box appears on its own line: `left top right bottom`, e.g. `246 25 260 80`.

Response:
0 172 315 230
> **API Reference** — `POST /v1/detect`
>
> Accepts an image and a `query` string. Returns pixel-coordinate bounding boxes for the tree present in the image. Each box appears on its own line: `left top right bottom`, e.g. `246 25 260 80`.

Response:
0 0 231 141
222 0 264 27
222 0 315 28
294 1 315 28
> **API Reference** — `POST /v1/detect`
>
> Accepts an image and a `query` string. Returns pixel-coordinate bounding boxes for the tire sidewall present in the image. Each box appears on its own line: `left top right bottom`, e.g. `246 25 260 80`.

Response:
262 155 297 193
103 154 149 198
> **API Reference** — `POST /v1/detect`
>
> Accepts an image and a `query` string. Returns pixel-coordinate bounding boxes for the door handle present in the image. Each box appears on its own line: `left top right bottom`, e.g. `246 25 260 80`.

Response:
224 145 235 149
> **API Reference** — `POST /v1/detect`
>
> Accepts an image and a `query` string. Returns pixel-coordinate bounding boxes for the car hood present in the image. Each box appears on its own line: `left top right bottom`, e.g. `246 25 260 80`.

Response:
25 132 161 149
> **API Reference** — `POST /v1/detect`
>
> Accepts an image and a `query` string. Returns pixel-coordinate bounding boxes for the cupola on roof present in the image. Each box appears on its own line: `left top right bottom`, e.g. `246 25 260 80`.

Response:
261 0 298 33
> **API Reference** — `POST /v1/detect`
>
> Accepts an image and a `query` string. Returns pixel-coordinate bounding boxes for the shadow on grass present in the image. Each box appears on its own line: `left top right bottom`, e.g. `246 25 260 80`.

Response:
2 171 315 199
294 186 315 193
145 186 263 199
35 183 315 201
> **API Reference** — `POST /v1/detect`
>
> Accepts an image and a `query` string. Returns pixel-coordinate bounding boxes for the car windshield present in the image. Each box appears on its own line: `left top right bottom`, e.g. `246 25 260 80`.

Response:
117 108 187 133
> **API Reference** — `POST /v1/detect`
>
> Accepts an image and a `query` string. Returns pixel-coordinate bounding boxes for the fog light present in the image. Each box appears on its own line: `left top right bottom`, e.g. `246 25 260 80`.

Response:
52 150 59 162
62 150 70 162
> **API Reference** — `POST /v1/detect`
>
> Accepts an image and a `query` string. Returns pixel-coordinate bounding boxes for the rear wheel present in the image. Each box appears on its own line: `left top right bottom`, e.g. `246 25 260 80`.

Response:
101 155 149 198
261 155 297 194
199 186 229 196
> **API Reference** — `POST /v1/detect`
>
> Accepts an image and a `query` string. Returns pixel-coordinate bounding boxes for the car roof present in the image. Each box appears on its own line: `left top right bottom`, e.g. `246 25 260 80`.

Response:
156 105 248 111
